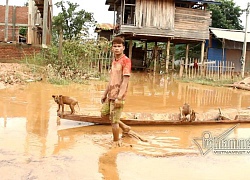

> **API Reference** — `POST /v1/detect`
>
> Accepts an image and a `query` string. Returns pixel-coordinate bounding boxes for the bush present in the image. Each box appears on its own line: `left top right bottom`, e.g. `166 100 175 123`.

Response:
22 38 111 84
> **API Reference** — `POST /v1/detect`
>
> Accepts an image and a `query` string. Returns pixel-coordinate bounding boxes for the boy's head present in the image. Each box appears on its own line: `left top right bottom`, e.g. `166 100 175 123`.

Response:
112 37 125 46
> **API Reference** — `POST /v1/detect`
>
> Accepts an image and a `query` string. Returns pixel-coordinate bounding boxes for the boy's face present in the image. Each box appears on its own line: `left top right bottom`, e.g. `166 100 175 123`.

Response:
112 43 125 56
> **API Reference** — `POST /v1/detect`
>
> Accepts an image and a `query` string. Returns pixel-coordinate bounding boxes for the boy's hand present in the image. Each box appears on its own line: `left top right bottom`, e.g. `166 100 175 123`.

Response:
101 96 107 104
114 99 123 108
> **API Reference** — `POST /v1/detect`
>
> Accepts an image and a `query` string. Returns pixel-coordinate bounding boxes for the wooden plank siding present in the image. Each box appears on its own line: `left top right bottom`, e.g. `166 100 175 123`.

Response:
174 7 212 40
116 1 212 42
135 0 175 29
120 25 174 37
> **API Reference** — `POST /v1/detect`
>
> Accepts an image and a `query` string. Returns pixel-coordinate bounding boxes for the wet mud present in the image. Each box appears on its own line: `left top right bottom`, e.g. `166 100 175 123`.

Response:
1 73 250 179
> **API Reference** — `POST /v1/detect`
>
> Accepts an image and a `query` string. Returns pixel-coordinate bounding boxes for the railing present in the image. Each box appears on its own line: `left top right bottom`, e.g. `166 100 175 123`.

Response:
180 58 235 80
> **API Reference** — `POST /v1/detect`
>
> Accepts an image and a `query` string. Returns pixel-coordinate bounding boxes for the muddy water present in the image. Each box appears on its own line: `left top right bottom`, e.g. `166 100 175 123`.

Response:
1 73 250 180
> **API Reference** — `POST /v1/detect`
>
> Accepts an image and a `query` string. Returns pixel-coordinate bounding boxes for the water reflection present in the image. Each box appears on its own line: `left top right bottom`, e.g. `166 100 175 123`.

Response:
125 73 250 113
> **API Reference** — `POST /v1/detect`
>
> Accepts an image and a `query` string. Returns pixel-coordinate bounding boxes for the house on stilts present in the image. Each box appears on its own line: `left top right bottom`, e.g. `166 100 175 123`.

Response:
104 0 220 72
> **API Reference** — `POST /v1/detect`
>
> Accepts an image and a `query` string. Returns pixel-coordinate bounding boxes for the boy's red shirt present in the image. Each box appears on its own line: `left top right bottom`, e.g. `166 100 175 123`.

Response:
108 54 131 100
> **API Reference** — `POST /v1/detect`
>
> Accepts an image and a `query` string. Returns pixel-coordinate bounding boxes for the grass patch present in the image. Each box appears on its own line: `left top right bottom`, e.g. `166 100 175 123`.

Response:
178 77 241 87
48 77 70 85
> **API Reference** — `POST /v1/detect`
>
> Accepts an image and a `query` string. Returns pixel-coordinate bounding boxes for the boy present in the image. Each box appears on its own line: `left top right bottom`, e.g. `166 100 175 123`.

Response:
101 37 131 146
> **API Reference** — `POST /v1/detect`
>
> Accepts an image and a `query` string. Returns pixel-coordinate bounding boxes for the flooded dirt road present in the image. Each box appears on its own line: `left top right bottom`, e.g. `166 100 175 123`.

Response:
1 73 250 180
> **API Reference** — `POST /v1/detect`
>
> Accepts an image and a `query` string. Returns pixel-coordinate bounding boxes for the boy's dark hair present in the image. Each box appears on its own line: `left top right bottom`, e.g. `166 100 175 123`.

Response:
112 37 125 45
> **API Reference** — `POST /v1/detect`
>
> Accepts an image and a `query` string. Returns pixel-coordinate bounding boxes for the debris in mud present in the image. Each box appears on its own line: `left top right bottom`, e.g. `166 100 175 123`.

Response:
225 77 250 91
0 63 43 89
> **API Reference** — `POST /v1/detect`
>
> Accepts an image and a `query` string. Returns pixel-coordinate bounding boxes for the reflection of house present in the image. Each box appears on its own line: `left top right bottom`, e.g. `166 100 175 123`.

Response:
208 28 250 72
105 0 220 72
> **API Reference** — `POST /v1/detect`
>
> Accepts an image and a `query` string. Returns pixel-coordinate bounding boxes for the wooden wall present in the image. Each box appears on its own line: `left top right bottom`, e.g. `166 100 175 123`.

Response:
174 7 211 40
119 2 212 41
135 0 175 29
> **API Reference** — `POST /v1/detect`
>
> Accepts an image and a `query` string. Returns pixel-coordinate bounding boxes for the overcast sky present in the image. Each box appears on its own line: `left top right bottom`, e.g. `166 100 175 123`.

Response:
0 0 249 30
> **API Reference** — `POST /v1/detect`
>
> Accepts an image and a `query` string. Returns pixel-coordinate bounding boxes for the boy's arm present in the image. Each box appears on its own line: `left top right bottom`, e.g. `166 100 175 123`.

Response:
116 57 131 102
101 82 110 103
117 75 129 100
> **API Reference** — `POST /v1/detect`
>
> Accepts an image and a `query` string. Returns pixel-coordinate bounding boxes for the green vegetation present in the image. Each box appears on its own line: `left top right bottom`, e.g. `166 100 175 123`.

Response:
208 0 243 30
178 77 241 87
53 1 95 41
23 38 111 85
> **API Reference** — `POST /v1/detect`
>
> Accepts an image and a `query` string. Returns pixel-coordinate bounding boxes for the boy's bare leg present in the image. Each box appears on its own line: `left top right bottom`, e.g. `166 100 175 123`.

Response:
119 121 131 133
111 123 122 147
112 123 120 141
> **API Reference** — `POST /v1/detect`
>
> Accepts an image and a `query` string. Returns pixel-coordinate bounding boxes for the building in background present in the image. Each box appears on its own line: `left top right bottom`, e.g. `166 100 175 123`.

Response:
0 0 53 62
105 0 221 72
208 28 250 72
95 23 114 41
0 0 52 46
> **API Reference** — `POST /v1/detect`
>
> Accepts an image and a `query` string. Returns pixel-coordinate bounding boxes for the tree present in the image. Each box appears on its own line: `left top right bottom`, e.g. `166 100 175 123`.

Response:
208 0 243 30
24 0 28 6
53 1 95 40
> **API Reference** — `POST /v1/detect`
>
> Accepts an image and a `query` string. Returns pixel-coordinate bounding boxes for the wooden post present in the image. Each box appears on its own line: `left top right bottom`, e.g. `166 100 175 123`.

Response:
188 58 191 78
179 60 184 78
104 52 108 75
201 41 205 76
154 42 158 73
185 44 189 74
241 2 250 78
129 39 133 60
27 0 34 44
4 0 9 42
222 39 225 62
172 44 175 70
165 40 170 73
42 0 49 48
12 6 16 41
217 61 220 80
144 41 147 68
163 75 168 106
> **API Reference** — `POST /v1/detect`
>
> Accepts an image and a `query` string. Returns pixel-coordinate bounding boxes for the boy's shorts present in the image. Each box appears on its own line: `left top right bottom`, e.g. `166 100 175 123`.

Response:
101 100 124 123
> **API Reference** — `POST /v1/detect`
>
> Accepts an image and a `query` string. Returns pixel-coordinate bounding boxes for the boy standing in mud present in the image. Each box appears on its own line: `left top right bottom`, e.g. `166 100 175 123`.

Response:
101 37 131 146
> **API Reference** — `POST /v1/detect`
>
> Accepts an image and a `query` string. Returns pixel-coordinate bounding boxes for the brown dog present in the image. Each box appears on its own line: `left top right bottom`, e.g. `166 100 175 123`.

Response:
52 95 79 114
179 103 196 122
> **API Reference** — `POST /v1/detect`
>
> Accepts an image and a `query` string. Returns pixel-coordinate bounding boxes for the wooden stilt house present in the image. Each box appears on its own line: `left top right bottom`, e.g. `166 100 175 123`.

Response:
105 0 220 72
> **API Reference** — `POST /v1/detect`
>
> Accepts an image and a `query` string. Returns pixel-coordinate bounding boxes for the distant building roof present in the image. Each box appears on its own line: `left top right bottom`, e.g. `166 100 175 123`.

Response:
95 23 114 32
106 0 220 4
175 0 220 4
210 28 250 42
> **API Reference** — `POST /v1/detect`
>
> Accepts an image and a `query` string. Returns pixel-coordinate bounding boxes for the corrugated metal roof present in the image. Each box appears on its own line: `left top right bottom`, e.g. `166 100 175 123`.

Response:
210 28 250 42
95 23 114 31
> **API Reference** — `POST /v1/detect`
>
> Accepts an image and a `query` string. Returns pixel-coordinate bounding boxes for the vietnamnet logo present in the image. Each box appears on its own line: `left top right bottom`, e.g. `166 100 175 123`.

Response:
193 124 250 155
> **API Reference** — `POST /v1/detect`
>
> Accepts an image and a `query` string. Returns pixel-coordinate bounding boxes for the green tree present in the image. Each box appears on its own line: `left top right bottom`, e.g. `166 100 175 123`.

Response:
54 0 95 40
208 0 243 30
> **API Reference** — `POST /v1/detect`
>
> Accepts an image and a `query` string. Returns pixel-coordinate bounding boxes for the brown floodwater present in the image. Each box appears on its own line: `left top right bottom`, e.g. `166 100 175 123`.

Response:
1 73 250 180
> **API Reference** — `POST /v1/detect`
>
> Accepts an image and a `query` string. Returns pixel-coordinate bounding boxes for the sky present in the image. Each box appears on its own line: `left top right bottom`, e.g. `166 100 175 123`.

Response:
0 0 249 31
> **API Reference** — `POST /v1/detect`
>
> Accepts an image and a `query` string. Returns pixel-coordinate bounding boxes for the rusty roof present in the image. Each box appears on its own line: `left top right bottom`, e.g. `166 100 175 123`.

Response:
95 23 114 31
